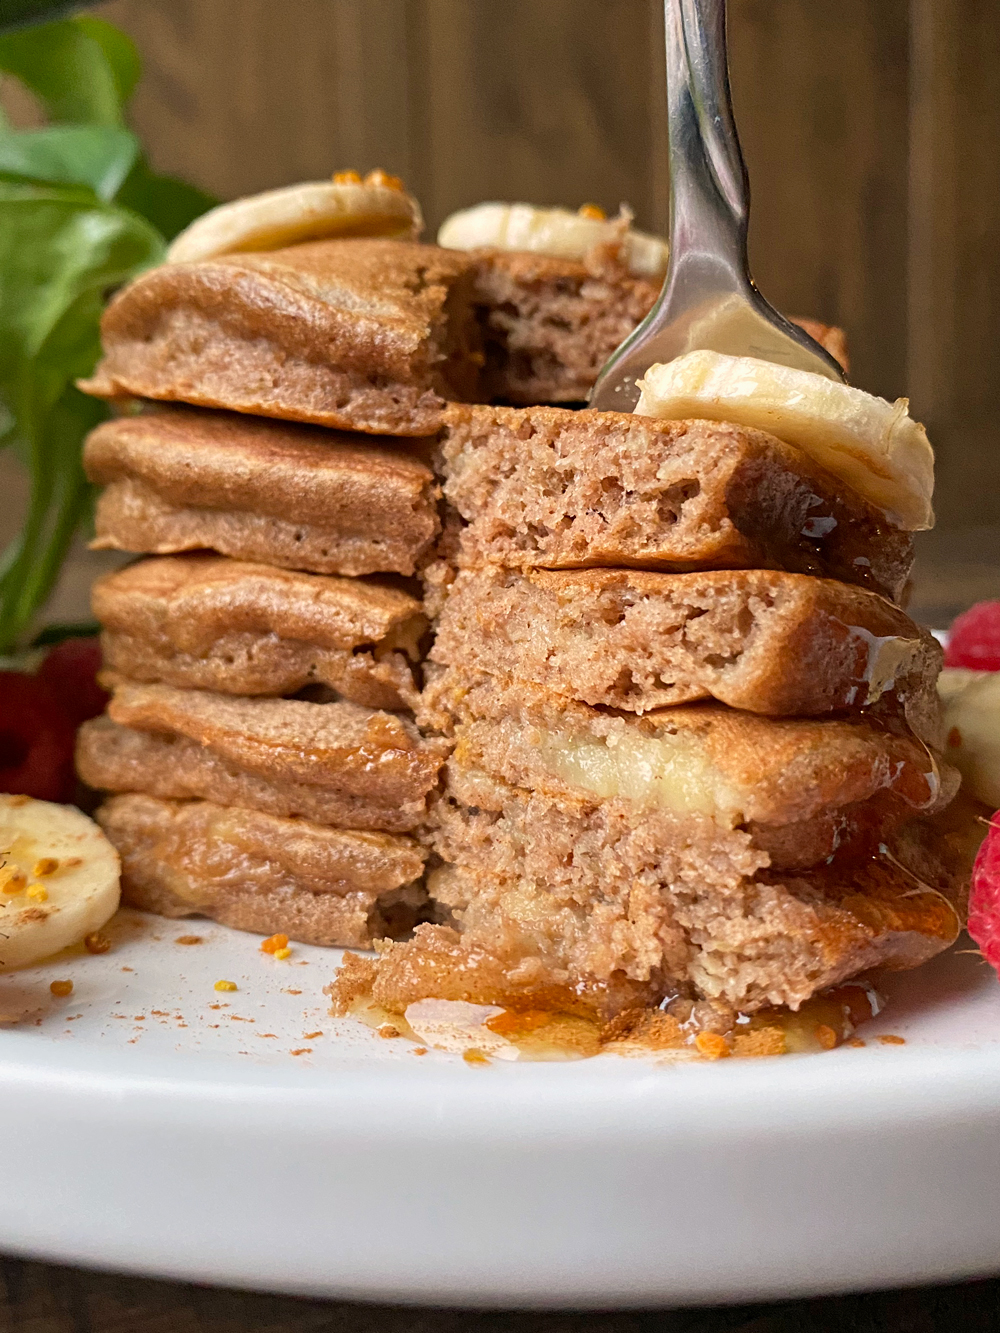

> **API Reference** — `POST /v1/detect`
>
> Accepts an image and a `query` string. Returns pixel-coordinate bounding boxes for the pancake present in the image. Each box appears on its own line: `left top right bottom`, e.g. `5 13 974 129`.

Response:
465 247 848 404
421 674 955 870
77 683 449 833
95 555 427 710
328 768 978 1023
79 239 482 436
429 565 942 740
439 405 913 602
97 793 427 947
84 407 440 577
77 231 848 431
328 802 966 1019
468 248 661 404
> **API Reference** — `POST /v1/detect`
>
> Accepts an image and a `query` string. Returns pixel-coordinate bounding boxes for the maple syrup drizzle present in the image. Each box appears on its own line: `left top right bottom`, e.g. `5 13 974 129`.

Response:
349 983 882 1064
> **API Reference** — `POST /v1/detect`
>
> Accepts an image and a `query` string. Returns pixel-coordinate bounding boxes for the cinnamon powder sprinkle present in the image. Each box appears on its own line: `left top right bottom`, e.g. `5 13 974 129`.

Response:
694 1031 730 1060
731 1027 786 1058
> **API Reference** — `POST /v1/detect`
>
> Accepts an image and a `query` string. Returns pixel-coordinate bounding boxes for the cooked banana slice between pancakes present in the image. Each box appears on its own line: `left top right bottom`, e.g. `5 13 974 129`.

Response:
939 668 1000 807
438 202 669 279
636 350 934 531
0 795 120 970
167 170 422 264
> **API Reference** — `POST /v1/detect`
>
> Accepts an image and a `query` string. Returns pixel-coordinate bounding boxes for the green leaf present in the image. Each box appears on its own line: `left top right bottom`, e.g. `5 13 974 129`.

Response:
0 124 140 199
0 126 215 238
0 17 124 125
0 385 101 642
116 155 217 240
0 185 163 648
0 2 84 36
0 398 14 448
0 2 84 37
0 183 162 367
0 13 212 648
30 619 99 647
74 15 140 107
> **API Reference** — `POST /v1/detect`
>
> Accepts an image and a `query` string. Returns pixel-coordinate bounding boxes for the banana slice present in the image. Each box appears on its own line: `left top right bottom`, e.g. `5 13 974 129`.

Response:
938 668 1000 807
635 351 934 531
0 795 120 970
166 169 423 264
438 202 669 280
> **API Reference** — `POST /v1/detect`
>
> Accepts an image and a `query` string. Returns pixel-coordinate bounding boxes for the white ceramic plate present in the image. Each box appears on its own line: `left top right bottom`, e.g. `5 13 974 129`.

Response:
0 908 998 1309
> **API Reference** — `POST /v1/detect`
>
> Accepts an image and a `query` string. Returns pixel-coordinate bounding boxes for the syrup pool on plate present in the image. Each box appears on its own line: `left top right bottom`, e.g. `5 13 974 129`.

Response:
349 983 882 1063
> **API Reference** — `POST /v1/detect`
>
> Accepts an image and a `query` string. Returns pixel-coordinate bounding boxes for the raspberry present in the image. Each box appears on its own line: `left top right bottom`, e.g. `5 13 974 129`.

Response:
968 814 1000 975
36 637 108 727
944 601 1000 672
0 672 76 802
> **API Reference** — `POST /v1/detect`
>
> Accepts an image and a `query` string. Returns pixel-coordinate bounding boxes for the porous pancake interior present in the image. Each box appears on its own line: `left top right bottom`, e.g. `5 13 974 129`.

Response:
438 403 915 603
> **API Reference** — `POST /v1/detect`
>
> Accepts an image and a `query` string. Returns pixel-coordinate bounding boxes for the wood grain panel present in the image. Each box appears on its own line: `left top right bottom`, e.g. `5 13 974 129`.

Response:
80 0 1000 527
329 0 420 189
727 0 910 402
99 0 417 198
908 0 1000 528
415 0 665 235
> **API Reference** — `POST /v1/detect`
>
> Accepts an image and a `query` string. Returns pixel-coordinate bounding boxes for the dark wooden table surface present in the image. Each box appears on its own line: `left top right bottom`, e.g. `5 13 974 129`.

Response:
2 1257 999 1332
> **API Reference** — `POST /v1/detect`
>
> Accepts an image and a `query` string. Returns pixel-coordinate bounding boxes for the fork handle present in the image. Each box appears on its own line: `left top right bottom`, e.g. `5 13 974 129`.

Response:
665 0 749 267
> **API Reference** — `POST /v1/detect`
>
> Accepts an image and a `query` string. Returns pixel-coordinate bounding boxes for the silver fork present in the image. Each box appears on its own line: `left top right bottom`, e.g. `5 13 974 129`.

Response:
589 0 845 413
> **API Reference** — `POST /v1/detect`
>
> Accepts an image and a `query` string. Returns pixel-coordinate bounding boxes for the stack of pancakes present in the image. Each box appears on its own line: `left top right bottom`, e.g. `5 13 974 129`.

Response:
73 186 972 1028
72 229 498 946
341 398 967 1023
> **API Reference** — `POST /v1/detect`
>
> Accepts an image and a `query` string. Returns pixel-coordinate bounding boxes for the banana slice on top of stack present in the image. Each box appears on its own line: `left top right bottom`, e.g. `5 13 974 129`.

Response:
438 201 670 280
0 795 120 970
167 168 423 264
636 350 935 532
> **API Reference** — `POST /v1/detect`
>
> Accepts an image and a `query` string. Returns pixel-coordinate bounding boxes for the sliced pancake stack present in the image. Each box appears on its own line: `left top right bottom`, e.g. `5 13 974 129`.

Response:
73 177 490 946
74 189 704 952
339 394 964 1024
74 182 974 1037
328 204 972 1028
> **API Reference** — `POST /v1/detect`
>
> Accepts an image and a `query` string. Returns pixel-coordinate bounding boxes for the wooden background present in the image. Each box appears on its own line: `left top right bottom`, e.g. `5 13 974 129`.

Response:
83 0 999 532
4 0 997 531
